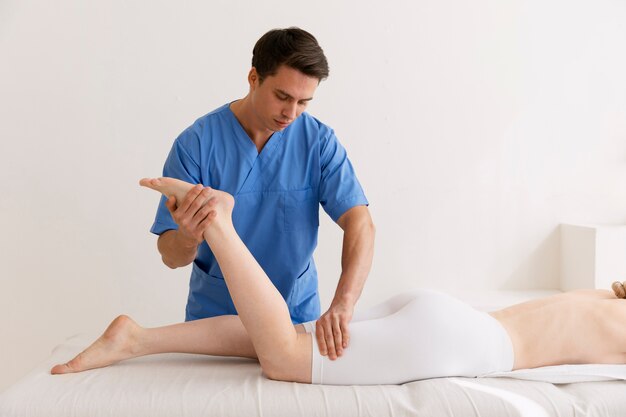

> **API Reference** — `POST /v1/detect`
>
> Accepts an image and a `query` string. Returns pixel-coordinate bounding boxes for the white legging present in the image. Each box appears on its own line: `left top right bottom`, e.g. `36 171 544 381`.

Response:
302 289 514 385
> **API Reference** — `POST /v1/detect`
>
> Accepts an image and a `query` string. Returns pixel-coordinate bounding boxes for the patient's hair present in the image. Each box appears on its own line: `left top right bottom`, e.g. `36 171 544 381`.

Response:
252 27 329 83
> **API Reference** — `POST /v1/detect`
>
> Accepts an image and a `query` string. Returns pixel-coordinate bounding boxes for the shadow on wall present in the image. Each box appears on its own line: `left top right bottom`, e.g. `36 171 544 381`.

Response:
500 226 560 290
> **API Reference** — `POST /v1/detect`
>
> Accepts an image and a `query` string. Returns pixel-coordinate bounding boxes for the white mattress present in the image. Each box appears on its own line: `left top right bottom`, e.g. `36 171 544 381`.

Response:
2 334 626 417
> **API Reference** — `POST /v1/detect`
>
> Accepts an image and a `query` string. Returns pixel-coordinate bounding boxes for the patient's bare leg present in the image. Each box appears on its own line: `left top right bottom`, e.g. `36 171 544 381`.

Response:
141 177 312 382
51 315 255 374
50 313 311 374
53 177 311 381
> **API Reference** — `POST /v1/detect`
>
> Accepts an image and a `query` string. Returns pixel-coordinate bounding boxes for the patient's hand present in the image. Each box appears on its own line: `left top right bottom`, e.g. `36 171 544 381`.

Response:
612 281 626 298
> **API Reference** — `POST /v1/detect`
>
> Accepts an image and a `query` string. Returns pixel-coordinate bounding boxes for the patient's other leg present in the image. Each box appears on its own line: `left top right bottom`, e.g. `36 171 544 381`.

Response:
51 312 311 374
51 315 252 374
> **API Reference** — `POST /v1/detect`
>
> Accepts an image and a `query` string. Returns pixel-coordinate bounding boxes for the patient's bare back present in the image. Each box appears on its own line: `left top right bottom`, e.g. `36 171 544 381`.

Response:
490 290 626 370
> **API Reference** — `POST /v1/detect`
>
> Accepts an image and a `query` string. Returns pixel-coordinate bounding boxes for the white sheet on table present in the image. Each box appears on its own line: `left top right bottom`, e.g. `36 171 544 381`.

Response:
2 335 626 417
482 364 626 383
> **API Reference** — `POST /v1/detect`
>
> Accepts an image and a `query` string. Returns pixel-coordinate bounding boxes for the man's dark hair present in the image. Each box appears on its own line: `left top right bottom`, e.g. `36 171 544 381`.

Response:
252 27 329 83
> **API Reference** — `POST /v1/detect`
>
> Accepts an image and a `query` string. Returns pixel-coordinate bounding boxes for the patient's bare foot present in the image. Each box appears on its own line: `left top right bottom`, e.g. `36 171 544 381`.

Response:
139 177 195 207
140 177 234 220
50 315 142 375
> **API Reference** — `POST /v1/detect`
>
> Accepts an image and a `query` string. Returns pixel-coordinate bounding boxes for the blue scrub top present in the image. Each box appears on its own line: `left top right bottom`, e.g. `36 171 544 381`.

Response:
150 103 368 324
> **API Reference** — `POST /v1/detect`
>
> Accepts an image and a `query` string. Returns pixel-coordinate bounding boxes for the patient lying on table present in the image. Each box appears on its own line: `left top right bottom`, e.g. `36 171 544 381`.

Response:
50 177 626 385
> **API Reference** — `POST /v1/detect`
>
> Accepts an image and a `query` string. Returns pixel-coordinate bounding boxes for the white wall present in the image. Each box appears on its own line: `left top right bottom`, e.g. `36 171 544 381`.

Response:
1 0 625 391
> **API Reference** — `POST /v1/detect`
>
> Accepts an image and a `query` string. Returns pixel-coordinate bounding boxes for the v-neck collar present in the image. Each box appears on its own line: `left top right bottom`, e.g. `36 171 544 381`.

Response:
225 103 285 195
225 103 282 161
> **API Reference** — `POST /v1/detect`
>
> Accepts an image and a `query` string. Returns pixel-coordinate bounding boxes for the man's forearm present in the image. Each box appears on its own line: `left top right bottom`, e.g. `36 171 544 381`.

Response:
157 230 199 269
332 209 376 307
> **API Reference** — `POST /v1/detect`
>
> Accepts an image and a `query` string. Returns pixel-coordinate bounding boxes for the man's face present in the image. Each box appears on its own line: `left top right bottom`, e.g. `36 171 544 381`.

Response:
249 65 319 132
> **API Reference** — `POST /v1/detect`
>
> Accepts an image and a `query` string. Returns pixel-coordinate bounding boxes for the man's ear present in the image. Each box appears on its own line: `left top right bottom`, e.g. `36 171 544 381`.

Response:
248 67 259 89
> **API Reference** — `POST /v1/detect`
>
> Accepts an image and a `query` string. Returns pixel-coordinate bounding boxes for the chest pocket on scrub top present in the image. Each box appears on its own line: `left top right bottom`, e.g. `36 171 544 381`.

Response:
284 187 319 231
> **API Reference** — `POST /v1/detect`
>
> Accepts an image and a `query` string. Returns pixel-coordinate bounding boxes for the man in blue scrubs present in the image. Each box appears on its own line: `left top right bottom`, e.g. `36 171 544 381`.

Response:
151 28 375 361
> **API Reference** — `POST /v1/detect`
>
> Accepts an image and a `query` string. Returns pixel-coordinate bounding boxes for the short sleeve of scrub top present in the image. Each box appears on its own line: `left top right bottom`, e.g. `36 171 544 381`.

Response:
149 124 203 236
318 128 369 222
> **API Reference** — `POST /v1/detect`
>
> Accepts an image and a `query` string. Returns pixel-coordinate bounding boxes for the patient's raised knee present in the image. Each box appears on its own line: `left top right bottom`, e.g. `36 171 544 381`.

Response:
262 366 286 382
256 335 311 384
259 355 292 381
259 354 308 383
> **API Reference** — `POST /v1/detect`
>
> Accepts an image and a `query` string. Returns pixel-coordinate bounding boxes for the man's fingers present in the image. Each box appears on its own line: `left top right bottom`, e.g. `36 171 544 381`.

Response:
196 210 217 232
316 325 328 356
165 196 177 213
332 317 343 356
316 319 338 359
180 184 204 213
323 323 337 360
189 196 218 235
340 321 350 349
184 186 207 216
193 201 215 223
